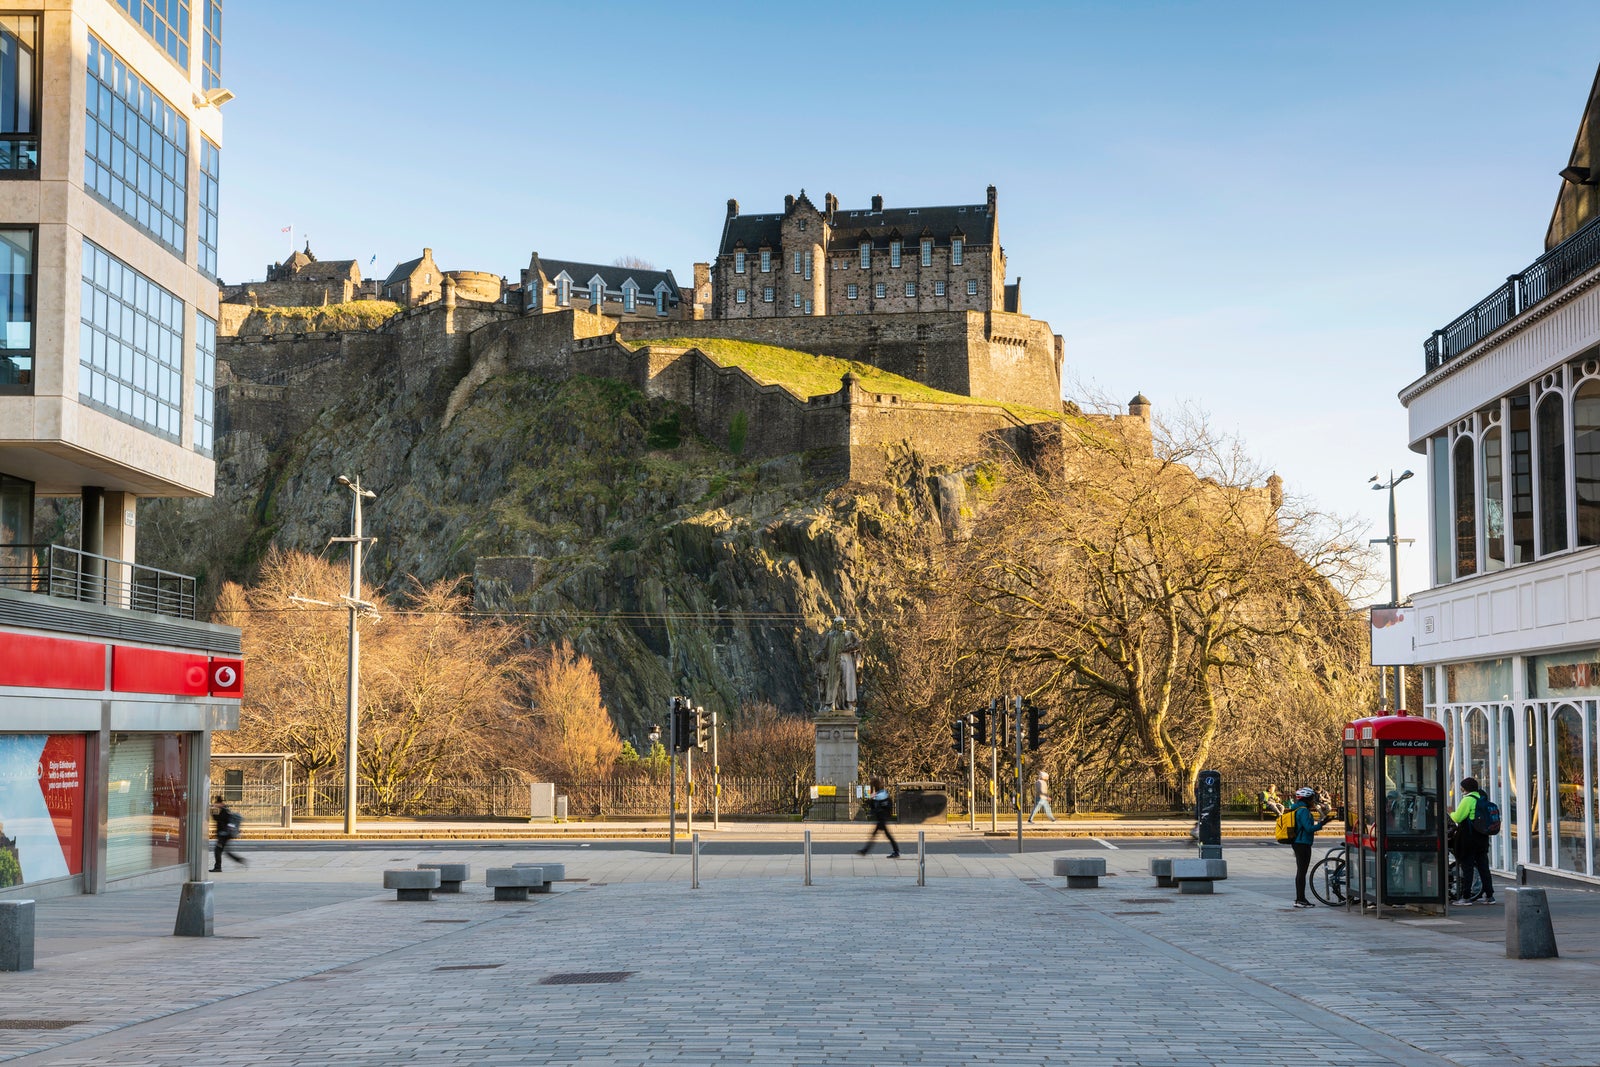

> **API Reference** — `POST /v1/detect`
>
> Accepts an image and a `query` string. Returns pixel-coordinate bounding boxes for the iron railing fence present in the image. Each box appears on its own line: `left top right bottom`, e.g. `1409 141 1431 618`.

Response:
1426 213 1600 372
0 543 197 619
216 769 1344 822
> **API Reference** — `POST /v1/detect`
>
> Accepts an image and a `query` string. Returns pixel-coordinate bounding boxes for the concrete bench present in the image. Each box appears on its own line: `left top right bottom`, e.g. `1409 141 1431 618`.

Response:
487 866 546 901
1170 857 1228 894
1150 857 1177 888
1054 857 1108 888
514 861 563 891
383 868 441 902
417 863 470 893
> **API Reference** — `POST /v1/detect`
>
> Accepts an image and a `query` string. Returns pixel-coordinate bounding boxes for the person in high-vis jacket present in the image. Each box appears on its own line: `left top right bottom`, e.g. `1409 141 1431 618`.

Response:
1449 777 1497 906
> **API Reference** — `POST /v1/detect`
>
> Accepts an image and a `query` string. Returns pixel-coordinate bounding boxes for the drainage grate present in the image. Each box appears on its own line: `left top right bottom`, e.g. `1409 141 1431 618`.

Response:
0 1020 83 1030
434 964 503 971
424 919 471 924
1367 947 1441 955
1112 910 1161 916
1120 898 1170 905
539 971 634 985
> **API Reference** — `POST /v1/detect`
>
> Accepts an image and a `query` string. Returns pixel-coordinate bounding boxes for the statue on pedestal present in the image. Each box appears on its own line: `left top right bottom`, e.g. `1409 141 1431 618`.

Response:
813 616 862 715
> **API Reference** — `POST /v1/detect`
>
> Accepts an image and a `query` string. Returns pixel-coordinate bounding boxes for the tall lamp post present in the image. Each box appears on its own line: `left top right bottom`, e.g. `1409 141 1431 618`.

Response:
1369 470 1414 710
331 474 377 835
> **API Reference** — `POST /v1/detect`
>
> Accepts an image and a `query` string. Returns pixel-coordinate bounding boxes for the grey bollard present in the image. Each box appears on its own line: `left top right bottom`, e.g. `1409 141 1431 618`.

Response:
174 881 215 937
803 830 812 887
1506 887 1558 959
0 899 35 971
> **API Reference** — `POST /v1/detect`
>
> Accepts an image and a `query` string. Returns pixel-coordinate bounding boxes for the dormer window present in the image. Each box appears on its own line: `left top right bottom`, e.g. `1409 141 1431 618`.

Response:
557 278 571 305
890 241 901 268
921 239 933 266
734 251 745 274
859 242 870 269
952 239 964 265
623 284 636 312
655 285 669 316
760 250 771 273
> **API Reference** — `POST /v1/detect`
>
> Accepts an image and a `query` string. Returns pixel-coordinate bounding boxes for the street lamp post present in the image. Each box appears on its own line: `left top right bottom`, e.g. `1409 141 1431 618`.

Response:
331 474 377 836
1369 470 1415 710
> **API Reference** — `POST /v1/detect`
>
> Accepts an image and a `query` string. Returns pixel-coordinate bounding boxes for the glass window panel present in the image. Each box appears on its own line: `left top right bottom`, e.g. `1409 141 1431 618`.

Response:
1539 392 1569 555
82 34 186 255
78 238 183 441
111 0 191 70
194 311 215 454
105 733 189 879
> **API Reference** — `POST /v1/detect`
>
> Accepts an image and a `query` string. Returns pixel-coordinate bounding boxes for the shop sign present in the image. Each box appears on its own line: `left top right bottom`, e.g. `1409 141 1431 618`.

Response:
0 734 85 887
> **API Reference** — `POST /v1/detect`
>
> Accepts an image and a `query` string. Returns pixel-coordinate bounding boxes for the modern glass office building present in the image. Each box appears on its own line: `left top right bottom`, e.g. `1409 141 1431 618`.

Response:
0 0 239 898
1406 66 1600 886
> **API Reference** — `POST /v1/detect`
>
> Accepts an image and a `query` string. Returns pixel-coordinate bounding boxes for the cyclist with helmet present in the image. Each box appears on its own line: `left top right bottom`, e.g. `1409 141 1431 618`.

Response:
1288 786 1332 909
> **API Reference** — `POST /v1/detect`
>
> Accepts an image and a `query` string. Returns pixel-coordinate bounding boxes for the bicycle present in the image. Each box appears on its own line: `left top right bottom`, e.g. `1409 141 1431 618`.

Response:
1308 845 1348 906
1448 856 1484 904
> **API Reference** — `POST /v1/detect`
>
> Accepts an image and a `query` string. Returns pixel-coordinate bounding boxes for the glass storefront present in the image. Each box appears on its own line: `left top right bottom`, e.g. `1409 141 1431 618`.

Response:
0 734 85 887
105 732 187 878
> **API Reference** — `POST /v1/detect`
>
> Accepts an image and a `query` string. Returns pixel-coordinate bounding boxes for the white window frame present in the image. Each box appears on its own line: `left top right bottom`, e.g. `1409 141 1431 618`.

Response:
803 251 812 281
967 279 978 295
921 239 932 266
763 286 774 302
890 241 901 268
792 293 802 308
803 299 812 314
760 250 772 273
735 287 747 303
734 251 745 274
793 251 802 274
906 282 916 298
622 283 637 312
934 281 945 296
859 242 870 269
847 283 858 300
874 283 886 299
952 239 964 265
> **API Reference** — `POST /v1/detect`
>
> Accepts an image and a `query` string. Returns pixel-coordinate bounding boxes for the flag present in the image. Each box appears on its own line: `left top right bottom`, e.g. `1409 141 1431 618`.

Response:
369 254 376 264
280 225 291 233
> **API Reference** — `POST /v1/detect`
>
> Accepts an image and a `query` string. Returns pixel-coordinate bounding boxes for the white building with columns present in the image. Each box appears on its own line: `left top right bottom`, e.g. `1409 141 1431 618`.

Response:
1405 64 1600 885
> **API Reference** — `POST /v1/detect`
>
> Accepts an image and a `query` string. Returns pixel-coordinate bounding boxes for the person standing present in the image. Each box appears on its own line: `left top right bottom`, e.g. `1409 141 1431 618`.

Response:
1288 786 1330 908
857 777 899 858
1029 769 1057 823
1449 776 1496 906
210 796 247 872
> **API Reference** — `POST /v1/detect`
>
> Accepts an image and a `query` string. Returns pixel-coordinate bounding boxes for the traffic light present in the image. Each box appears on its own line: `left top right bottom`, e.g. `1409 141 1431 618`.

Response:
971 705 988 747
694 705 710 750
950 717 967 754
672 697 693 752
1025 700 1041 751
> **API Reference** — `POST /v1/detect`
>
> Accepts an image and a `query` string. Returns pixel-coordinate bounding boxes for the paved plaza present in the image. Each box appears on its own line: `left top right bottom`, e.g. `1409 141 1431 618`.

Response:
3 827 1598 1065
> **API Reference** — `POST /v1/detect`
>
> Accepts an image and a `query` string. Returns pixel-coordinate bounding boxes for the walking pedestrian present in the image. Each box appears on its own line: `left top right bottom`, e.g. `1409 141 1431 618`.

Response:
210 796 247 872
1028 769 1057 823
1288 786 1330 908
857 777 899 858
1449 776 1497 906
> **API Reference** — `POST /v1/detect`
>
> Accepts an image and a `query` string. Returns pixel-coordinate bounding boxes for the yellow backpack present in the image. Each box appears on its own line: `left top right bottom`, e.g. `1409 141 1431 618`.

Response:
1273 807 1297 844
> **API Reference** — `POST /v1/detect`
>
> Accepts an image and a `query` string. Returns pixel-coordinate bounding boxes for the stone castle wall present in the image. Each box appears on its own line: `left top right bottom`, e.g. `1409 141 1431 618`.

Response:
618 310 1063 413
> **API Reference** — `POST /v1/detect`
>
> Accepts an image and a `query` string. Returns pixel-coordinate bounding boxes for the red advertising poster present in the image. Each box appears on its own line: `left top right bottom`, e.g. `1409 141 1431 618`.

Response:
0 734 86 887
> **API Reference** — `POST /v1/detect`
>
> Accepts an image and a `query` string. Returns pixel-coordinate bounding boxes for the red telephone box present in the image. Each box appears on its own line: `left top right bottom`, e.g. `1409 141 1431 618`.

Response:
1342 713 1448 916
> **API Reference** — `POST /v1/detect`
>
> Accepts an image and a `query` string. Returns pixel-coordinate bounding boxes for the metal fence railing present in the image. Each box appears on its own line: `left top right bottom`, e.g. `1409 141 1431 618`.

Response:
0 543 197 619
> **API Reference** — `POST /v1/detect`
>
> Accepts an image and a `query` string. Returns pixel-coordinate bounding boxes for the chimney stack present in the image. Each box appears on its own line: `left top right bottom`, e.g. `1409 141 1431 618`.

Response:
727 198 740 218
871 194 883 212
986 185 997 212
785 194 795 213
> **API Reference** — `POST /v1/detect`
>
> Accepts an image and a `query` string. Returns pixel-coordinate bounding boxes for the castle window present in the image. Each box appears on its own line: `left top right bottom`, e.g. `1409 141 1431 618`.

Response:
424 273 431 284
874 283 886 299
906 282 916 298
792 293 802 308
799 219 806 231
890 241 901 268
859 243 870 269
921 239 932 266
735 288 746 303
934 281 946 297
655 289 669 316
952 239 964 265
734 251 745 274
557 278 571 305
793 251 801 274
804 299 812 314
763 286 774 302
803 251 812 281
760 250 771 273
966 279 978 295
847 284 858 300
623 287 636 312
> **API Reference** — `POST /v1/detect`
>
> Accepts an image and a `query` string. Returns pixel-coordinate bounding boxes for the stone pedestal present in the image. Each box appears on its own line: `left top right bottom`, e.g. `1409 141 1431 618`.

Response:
0 899 34 970
1506 887 1558 959
809 712 859 821
174 881 214 938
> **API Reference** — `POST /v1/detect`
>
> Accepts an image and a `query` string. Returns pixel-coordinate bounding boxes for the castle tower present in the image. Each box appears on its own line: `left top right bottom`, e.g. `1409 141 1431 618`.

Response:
779 190 828 316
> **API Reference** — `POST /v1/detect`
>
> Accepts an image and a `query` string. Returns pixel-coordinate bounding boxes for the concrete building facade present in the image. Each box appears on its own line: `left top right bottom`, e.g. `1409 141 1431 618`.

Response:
1406 63 1600 888
0 0 241 899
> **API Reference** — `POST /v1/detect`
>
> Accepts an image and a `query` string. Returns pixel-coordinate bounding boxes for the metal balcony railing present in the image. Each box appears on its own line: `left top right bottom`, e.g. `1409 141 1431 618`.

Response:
0 543 197 620
1426 214 1600 372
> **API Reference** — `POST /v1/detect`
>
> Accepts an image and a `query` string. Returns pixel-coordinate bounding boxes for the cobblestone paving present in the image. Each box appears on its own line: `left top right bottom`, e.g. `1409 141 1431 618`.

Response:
0 841 1592 1065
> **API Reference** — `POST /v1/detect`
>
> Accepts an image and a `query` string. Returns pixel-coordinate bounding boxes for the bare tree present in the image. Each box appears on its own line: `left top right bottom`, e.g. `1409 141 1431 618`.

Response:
611 255 657 270
523 640 623 792
718 701 814 780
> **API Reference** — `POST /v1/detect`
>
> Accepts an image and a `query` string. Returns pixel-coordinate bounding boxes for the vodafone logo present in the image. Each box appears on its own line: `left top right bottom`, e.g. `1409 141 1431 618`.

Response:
213 664 237 689
185 664 208 689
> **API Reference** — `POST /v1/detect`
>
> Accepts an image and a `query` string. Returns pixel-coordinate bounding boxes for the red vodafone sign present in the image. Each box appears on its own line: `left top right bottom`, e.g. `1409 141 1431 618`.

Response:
111 647 209 696
209 657 243 697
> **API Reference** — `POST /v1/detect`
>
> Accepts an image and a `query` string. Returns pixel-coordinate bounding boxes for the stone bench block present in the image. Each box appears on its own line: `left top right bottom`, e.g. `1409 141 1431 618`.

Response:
418 863 470 893
1150 857 1177 888
174 880 214 937
1506 888 1558 959
1171 858 1228 894
1054 857 1108 888
0 900 34 972
487 866 545 901
383 868 441 901
514 861 564 890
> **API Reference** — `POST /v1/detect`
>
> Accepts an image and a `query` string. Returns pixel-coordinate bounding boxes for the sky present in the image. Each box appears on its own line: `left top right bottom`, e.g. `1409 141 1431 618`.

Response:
220 1 1600 604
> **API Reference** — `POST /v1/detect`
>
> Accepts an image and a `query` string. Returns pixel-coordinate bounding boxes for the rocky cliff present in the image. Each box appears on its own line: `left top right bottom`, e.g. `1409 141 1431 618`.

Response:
135 328 977 740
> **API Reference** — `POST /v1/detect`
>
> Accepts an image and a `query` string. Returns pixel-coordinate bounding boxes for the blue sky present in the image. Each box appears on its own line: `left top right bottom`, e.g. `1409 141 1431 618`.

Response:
220 2 1600 602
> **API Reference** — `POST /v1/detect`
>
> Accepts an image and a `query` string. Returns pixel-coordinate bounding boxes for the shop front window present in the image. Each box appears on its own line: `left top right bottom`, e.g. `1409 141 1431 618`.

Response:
0 734 86 887
1554 704 1588 873
105 732 188 878
1483 427 1505 570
